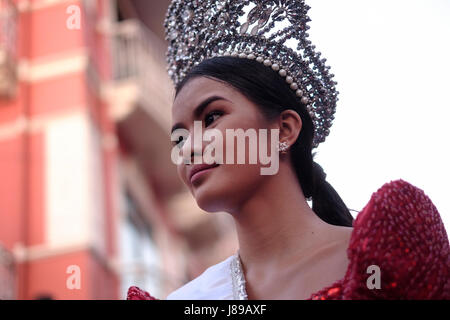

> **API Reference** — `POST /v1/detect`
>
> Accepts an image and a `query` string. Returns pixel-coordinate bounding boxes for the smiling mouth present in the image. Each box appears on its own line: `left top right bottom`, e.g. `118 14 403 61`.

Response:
190 164 220 184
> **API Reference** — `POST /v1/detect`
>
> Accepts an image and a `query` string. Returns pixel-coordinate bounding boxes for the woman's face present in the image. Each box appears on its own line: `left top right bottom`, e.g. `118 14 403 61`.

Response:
171 76 277 214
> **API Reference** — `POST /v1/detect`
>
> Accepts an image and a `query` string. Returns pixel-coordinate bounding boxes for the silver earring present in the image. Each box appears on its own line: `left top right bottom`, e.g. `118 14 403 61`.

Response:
277 141 289 154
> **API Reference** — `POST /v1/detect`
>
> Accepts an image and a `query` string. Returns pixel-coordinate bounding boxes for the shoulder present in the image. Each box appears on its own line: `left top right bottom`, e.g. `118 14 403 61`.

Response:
342 179 450 299
166 255 235 300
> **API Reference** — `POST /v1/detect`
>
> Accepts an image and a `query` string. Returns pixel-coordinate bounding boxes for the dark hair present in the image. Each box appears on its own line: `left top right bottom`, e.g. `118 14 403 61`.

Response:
175 57 354 227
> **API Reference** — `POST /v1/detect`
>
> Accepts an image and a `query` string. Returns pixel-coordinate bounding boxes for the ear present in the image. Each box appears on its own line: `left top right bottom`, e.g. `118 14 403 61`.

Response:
277 109 303 147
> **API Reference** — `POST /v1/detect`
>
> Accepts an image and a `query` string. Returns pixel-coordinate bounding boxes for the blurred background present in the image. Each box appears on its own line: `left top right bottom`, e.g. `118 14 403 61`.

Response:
1 0 449 300
0 0 238 300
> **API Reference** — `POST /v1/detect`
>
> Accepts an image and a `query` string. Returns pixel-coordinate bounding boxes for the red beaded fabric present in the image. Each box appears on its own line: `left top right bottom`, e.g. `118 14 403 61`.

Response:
127 286 158 300
309 179 449 299
127 179 450 300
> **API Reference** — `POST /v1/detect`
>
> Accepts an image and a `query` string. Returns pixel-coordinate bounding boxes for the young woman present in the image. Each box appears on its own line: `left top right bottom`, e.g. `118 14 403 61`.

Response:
127 0 449 300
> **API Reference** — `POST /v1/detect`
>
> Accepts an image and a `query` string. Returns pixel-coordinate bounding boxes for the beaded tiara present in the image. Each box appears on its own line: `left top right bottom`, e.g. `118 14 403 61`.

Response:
164 0 339 148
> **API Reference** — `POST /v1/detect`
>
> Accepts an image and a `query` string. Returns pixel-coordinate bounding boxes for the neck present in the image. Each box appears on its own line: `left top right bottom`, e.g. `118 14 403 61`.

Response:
231 162 330 272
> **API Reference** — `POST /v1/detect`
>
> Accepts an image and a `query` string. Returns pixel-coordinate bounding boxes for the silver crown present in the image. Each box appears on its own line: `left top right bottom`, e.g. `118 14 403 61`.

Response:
164 0 339 148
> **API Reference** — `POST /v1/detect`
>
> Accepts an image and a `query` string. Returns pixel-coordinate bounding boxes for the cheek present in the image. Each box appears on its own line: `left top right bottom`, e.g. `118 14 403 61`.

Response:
219 116 267 163
185 111 271 210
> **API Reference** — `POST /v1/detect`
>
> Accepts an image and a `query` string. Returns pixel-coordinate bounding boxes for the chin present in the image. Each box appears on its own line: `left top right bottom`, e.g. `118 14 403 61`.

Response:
189 165 263 213
193 185 233 213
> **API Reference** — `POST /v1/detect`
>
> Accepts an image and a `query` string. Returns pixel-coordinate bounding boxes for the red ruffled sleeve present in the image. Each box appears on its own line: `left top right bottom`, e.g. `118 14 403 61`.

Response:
126 286 158 300
312 179 450 299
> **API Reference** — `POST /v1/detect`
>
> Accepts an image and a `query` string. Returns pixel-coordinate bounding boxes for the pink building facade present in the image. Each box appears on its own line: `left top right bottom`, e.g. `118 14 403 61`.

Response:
0 0 237 300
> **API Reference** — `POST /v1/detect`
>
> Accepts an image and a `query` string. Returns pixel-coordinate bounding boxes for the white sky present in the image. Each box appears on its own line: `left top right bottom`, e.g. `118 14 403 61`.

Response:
305 0 450 231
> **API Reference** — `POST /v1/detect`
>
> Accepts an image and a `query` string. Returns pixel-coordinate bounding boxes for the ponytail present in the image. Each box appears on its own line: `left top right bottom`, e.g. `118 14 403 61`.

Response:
310 161 354 227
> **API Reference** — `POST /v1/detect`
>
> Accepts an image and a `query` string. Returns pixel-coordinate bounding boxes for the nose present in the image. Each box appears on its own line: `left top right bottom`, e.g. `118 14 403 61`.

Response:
180 133 203 164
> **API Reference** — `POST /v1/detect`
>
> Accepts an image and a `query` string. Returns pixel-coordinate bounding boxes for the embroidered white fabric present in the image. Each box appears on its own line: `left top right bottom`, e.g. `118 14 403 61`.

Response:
165 252 248 300
230 252 248 300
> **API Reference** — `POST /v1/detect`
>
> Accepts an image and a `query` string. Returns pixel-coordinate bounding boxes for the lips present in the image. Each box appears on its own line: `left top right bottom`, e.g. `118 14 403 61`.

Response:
188 163 220 183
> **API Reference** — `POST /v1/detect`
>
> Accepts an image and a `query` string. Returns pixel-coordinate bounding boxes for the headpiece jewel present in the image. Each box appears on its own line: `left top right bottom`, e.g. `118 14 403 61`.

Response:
164 0 339 148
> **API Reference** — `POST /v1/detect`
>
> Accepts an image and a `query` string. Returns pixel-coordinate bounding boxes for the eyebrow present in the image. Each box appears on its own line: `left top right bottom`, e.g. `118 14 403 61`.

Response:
171 95 230 134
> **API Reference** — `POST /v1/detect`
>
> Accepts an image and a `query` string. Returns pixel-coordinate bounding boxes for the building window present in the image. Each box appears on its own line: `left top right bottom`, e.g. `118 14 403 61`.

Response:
119 190 162 299
0 244 15 300
0 0 18 98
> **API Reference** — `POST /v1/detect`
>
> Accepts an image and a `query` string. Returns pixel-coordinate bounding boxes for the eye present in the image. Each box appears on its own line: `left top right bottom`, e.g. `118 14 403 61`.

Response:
204 110 223 127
